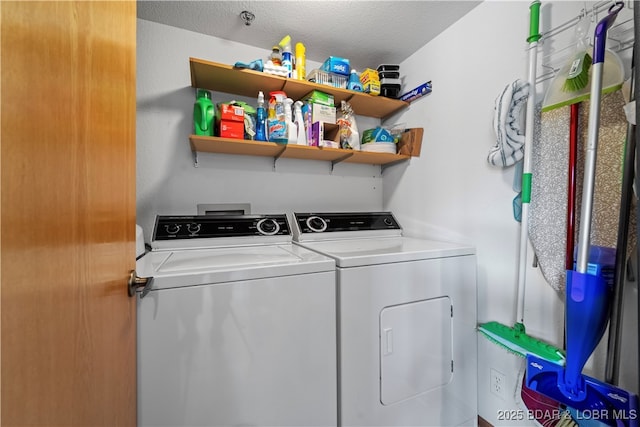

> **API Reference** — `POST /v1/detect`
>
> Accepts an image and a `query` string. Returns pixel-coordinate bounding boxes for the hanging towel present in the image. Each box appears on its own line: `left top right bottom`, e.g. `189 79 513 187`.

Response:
488 79 530 167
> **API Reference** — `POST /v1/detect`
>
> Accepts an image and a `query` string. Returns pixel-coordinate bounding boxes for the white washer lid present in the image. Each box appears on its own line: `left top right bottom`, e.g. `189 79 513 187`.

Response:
296 236 475 268
136 243 335 291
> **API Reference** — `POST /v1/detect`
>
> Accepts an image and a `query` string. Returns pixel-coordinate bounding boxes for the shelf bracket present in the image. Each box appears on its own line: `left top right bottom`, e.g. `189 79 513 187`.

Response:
192 150 199 168
330 152 354 172
272 146 287 171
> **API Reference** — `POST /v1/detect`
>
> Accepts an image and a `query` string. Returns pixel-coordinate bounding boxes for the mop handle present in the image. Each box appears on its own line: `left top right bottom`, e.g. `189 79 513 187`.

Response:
575 2 623 274
516 0 541 322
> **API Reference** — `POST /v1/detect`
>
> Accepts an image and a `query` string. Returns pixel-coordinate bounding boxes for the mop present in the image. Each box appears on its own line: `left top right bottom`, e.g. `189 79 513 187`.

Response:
531 13 629 295
526 4 639 426
479 0 565 366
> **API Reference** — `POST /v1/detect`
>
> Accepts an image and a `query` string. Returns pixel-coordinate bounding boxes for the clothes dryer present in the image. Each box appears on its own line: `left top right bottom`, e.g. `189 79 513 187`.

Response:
292 212 477 427
136 214 337 427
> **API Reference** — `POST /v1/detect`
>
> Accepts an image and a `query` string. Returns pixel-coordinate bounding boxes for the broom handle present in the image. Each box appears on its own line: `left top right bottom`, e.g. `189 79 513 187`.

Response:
517 0 541 323
575 2 623 273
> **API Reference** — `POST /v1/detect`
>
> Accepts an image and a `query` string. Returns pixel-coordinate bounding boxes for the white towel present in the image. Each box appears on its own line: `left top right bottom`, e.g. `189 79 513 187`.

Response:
488 80 530 167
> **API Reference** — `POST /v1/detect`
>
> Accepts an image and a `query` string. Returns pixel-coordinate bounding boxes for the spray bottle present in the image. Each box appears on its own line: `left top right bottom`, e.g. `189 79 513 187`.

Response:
279 35 293 78
255 91 267 141
267 91 287 143
284 97 296 145
295 42 306 80
293 101 307 145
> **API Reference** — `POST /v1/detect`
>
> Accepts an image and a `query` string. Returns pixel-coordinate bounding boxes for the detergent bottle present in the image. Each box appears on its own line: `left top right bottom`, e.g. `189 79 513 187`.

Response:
193 89 215 136
255 91 267 141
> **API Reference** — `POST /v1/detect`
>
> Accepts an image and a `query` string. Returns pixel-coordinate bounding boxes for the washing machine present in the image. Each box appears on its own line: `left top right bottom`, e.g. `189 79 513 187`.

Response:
136 214 337 427
292 212 478 427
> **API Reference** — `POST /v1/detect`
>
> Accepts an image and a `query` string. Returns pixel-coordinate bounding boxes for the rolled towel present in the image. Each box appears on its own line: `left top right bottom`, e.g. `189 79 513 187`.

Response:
488 79 530 167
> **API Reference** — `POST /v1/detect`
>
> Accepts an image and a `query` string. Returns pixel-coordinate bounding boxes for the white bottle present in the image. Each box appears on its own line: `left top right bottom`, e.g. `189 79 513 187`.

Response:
293 101 307 145
284 98 297 145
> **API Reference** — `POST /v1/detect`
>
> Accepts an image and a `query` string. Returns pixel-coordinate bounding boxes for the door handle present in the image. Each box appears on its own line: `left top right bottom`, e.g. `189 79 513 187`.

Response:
128 270 154 298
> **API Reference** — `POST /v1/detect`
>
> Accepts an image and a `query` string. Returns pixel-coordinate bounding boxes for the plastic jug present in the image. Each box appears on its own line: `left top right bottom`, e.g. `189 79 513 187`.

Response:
194 89 215 136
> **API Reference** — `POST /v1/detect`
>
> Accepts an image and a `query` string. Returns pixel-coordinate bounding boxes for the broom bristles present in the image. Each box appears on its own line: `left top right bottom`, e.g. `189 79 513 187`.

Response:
562 52 592 93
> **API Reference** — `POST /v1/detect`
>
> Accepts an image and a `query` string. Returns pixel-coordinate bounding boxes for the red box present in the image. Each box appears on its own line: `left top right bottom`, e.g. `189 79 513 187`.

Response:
218 104 244 122
219 120 244 139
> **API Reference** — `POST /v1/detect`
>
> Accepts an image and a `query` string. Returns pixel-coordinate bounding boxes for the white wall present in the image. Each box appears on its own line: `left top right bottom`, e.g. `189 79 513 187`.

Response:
384 1 637 425
136 19 381 237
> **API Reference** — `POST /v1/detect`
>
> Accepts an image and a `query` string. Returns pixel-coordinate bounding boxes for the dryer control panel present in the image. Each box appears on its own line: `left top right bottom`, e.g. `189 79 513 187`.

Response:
294 212 401 234
154 214 290 240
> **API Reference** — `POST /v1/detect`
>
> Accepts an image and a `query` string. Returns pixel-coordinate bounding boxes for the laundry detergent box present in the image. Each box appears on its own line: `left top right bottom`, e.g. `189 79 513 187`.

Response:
321 56 350 76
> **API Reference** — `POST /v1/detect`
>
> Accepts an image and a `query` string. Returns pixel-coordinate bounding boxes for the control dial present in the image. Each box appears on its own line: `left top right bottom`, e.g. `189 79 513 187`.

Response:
165 224 181 234
257 218 280 236
383 217 394 226
306 216 327 232
187 223 201 234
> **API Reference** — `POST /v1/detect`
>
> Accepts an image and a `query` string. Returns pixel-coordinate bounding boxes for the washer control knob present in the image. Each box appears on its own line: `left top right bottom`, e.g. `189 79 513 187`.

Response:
306 216 327 232
383 217 394 226
257 218 280 236
187 223 201 234
165 224 181 234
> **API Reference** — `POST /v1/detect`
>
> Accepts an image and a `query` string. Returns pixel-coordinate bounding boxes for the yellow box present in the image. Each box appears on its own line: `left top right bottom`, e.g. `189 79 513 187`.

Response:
363 80 380 96
359 68 379 85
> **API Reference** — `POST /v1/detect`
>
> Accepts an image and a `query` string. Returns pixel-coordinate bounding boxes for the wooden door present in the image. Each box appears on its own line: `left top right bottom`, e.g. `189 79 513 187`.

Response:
1 1 136 425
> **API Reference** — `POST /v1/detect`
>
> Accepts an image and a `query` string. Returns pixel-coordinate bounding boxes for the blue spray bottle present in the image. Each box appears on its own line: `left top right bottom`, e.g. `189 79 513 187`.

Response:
256 91 267 141
279 35 293 78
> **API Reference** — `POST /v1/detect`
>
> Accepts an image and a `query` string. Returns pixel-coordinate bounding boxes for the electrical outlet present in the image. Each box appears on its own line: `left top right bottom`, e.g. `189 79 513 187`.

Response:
490 368 507 400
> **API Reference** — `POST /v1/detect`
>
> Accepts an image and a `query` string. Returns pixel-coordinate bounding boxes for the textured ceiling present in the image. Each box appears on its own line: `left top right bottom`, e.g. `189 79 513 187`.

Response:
137 1 482 71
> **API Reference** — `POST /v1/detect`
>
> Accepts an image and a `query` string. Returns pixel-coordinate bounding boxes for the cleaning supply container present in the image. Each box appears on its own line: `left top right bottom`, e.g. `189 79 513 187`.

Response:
267 91 288 143
256 91 267 141
193 89 215 136
295 42 306 80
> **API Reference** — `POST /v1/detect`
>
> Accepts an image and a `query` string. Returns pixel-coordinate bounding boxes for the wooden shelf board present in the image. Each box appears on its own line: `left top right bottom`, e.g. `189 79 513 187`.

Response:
190 135 285 157
280 144 354 162
190 58 286 97
344 151 410 165
189 57 409 119
348 92 409 119
189 135 409 166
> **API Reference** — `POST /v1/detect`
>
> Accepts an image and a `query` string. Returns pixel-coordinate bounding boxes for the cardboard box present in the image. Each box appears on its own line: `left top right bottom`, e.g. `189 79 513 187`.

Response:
321 56 350 76
302 90 334 107
396 128 423 156
218 103 244 122
310 121 339 147
362 80 380 96
219 120 244 139
310 103 336 124
359 68 379 85
400 81 432 103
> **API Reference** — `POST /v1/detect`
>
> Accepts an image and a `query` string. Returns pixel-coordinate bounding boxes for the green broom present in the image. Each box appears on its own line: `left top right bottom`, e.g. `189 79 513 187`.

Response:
561 15 592 94
478 0 565 366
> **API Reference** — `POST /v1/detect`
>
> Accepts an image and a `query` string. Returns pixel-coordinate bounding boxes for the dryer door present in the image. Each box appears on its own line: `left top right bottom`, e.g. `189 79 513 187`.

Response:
380 297 453 405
